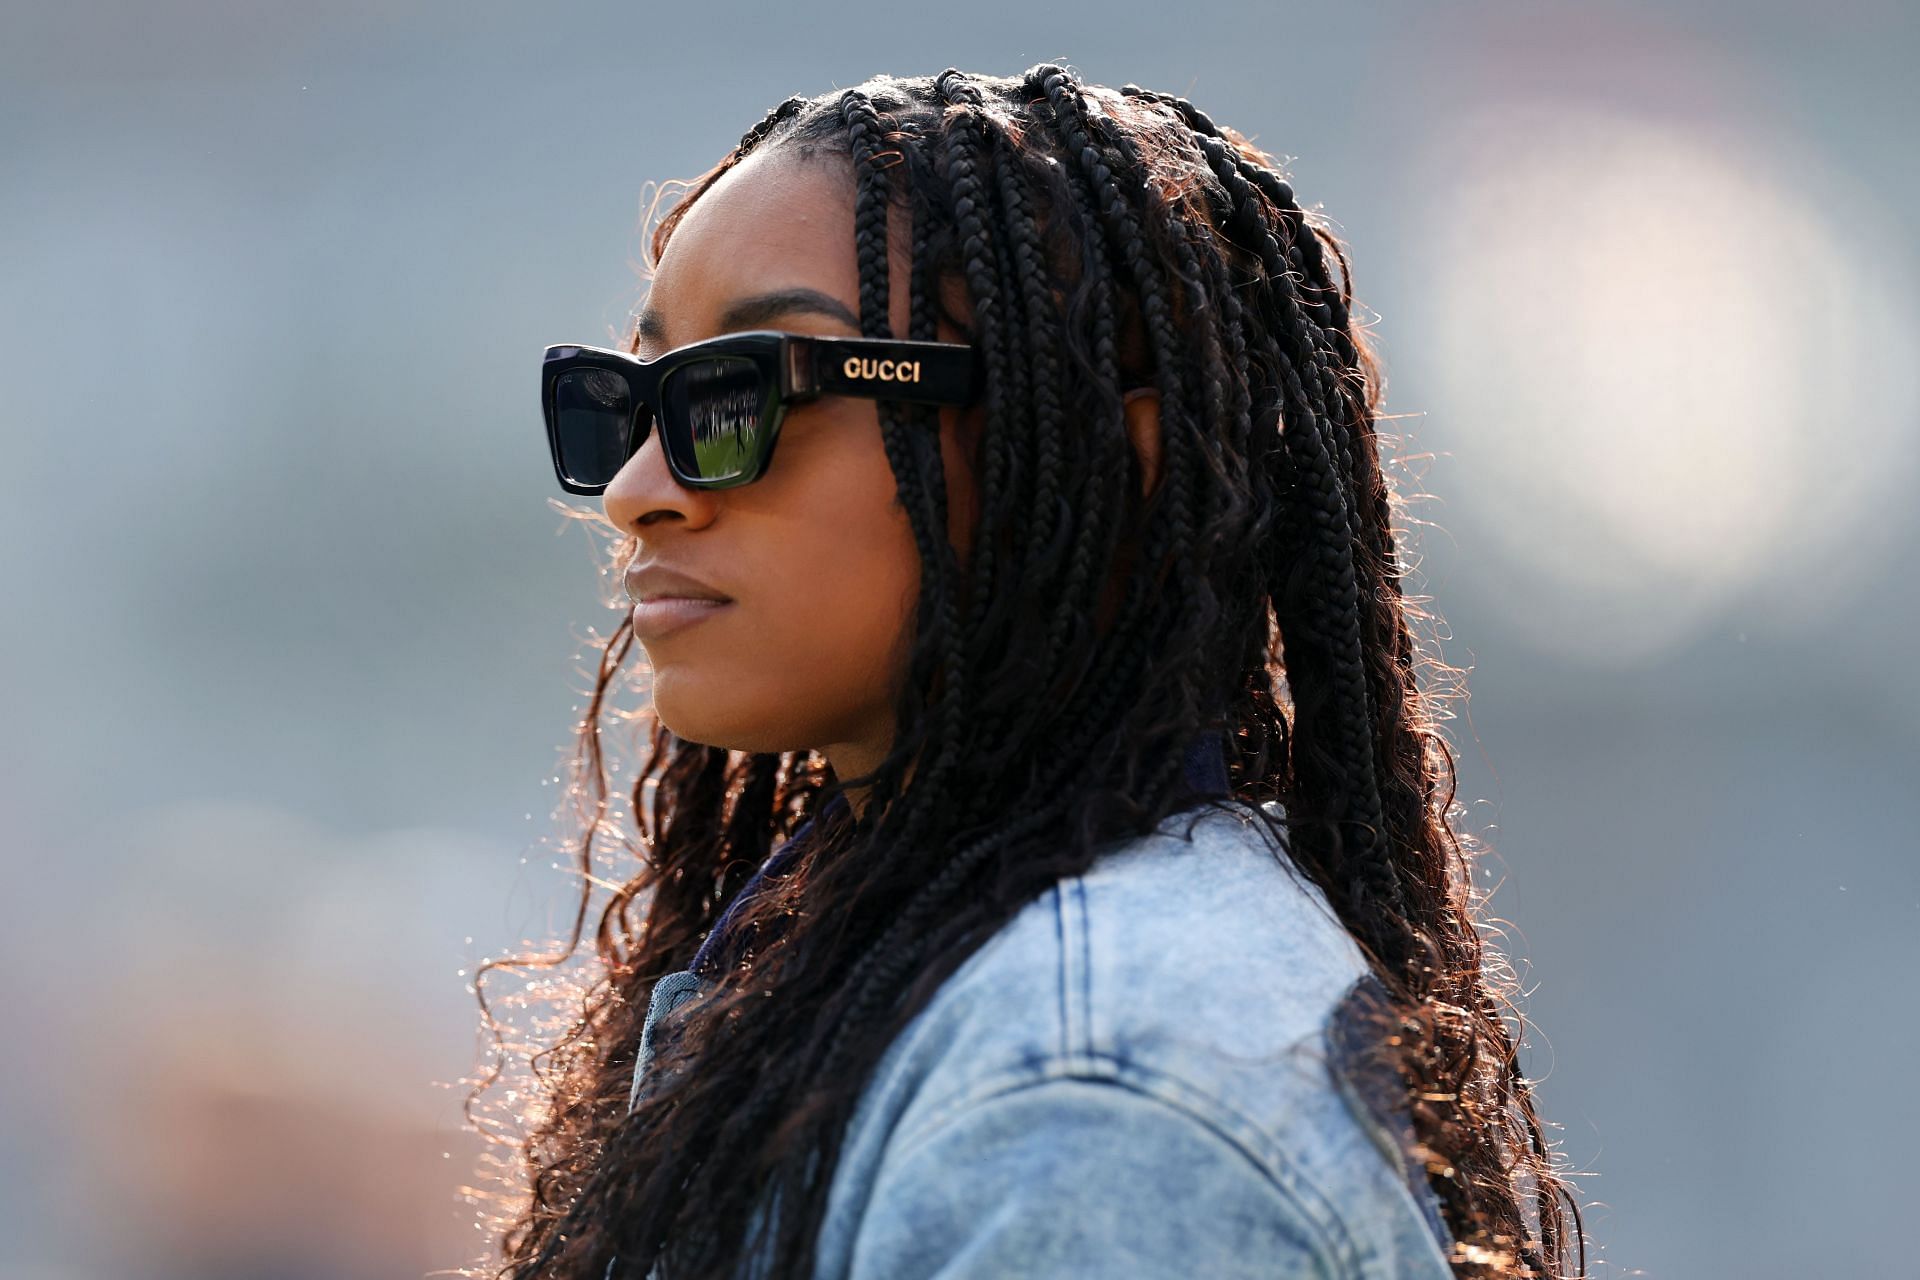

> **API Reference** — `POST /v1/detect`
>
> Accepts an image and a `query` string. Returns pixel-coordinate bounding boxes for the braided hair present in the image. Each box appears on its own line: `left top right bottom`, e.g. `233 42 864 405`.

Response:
470 64 1587 1280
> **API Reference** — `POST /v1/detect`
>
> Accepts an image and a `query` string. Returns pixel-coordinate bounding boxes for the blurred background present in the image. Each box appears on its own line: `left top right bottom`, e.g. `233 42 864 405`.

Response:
3 2 1915 1277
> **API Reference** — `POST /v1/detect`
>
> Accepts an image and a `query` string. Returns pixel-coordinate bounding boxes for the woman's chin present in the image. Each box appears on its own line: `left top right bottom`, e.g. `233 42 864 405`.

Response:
649 673 794 755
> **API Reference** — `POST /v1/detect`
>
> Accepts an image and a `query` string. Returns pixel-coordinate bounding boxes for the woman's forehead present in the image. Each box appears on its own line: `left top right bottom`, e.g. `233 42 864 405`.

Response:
644 150 860 337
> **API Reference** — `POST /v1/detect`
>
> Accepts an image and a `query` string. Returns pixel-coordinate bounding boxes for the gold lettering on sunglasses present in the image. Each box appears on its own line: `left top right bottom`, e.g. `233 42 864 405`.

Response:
842 356 923 383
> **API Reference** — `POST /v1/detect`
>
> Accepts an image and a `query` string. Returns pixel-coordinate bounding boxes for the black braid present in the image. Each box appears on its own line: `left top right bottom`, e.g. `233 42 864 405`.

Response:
840 90 893 335
931 74 1014 637
990 143 1069 581
1029 75 1192 561
1120 85 1371 502
840 87 968 865
1034 113 1131 686
902 145 953 542
736 93 807 157
934 70 1058 759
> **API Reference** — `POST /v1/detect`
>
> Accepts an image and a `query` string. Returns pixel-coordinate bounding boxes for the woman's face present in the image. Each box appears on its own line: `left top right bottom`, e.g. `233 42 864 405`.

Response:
603 146 980 783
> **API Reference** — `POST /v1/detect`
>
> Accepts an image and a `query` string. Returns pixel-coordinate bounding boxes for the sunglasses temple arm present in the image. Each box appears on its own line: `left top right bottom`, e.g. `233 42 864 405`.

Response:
799 337 983 406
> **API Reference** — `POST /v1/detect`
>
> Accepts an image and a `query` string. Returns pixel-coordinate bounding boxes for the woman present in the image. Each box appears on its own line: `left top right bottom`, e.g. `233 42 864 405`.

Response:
477 64 1586 1279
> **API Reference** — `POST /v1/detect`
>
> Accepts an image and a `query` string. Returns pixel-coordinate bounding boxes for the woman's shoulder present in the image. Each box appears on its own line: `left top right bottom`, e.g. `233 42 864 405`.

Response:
886 797 1374 1086
1078 796 1374 1038
820 798 1454 1279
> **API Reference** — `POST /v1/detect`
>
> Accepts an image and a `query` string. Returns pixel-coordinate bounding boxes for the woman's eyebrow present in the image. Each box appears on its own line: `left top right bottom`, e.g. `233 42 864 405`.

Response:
634 287 862 347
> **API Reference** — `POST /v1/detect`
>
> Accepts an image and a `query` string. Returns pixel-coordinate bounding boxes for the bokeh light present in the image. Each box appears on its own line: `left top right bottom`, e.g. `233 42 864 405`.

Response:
1407 98 1918 662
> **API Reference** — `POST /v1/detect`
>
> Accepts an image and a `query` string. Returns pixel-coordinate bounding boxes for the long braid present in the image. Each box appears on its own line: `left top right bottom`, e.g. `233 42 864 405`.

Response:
1035 117 1131 688
1036 69 1196 569
991 143 1071 592
901 144 954 546
839 88 967 861
931 73 1023 691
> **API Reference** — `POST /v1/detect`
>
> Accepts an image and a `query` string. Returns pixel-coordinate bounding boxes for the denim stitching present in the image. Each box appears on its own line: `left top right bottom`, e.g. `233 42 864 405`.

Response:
1051 881 1072 1063
1073 876 1095 1067
876 1049 1368 1279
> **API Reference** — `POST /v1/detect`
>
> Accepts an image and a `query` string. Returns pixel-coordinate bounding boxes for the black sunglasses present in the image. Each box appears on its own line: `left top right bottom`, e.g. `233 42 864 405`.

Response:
541 329 984 495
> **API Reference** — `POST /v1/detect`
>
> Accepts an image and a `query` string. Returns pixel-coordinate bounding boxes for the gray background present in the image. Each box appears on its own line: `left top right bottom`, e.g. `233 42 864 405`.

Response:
3 2 1915 1277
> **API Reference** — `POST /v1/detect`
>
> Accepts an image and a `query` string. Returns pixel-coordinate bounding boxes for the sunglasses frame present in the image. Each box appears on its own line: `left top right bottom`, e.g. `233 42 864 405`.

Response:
541 329 985 495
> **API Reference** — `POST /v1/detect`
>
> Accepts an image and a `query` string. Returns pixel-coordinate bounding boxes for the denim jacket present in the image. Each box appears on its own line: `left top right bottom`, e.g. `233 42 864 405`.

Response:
621 739 1456 1278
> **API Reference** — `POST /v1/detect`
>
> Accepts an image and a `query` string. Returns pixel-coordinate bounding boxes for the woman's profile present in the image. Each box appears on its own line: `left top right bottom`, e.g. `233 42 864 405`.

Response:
470 63 1587 1280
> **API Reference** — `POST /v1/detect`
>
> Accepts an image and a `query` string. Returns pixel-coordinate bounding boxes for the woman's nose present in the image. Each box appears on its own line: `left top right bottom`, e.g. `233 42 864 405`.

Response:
602 424 720 534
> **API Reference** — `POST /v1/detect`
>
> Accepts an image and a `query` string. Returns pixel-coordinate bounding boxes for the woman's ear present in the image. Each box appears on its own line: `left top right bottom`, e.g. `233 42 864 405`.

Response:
1123 387 1163 498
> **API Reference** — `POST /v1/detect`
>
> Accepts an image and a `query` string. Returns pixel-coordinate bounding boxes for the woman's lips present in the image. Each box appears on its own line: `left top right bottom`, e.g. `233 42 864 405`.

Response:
630 596 734 642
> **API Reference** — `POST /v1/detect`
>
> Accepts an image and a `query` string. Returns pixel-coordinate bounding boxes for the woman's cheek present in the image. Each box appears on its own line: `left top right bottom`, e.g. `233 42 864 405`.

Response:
787 538 921 738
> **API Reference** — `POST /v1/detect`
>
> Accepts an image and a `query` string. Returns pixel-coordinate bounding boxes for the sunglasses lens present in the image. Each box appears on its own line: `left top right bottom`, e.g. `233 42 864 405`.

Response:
552 367 648 489
661 357 772 484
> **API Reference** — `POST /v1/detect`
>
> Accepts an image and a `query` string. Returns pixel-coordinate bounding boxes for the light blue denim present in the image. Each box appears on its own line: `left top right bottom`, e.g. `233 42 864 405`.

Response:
623 798 1456 1278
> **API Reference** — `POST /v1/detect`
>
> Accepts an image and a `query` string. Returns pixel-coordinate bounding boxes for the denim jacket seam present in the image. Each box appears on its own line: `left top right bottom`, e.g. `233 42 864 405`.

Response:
879 1048 1369 1279
1051 880 1076 1063
1055 875 1098 1069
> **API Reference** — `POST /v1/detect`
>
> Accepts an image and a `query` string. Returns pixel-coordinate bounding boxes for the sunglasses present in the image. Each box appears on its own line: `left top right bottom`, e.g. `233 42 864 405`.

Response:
541 329 984 494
